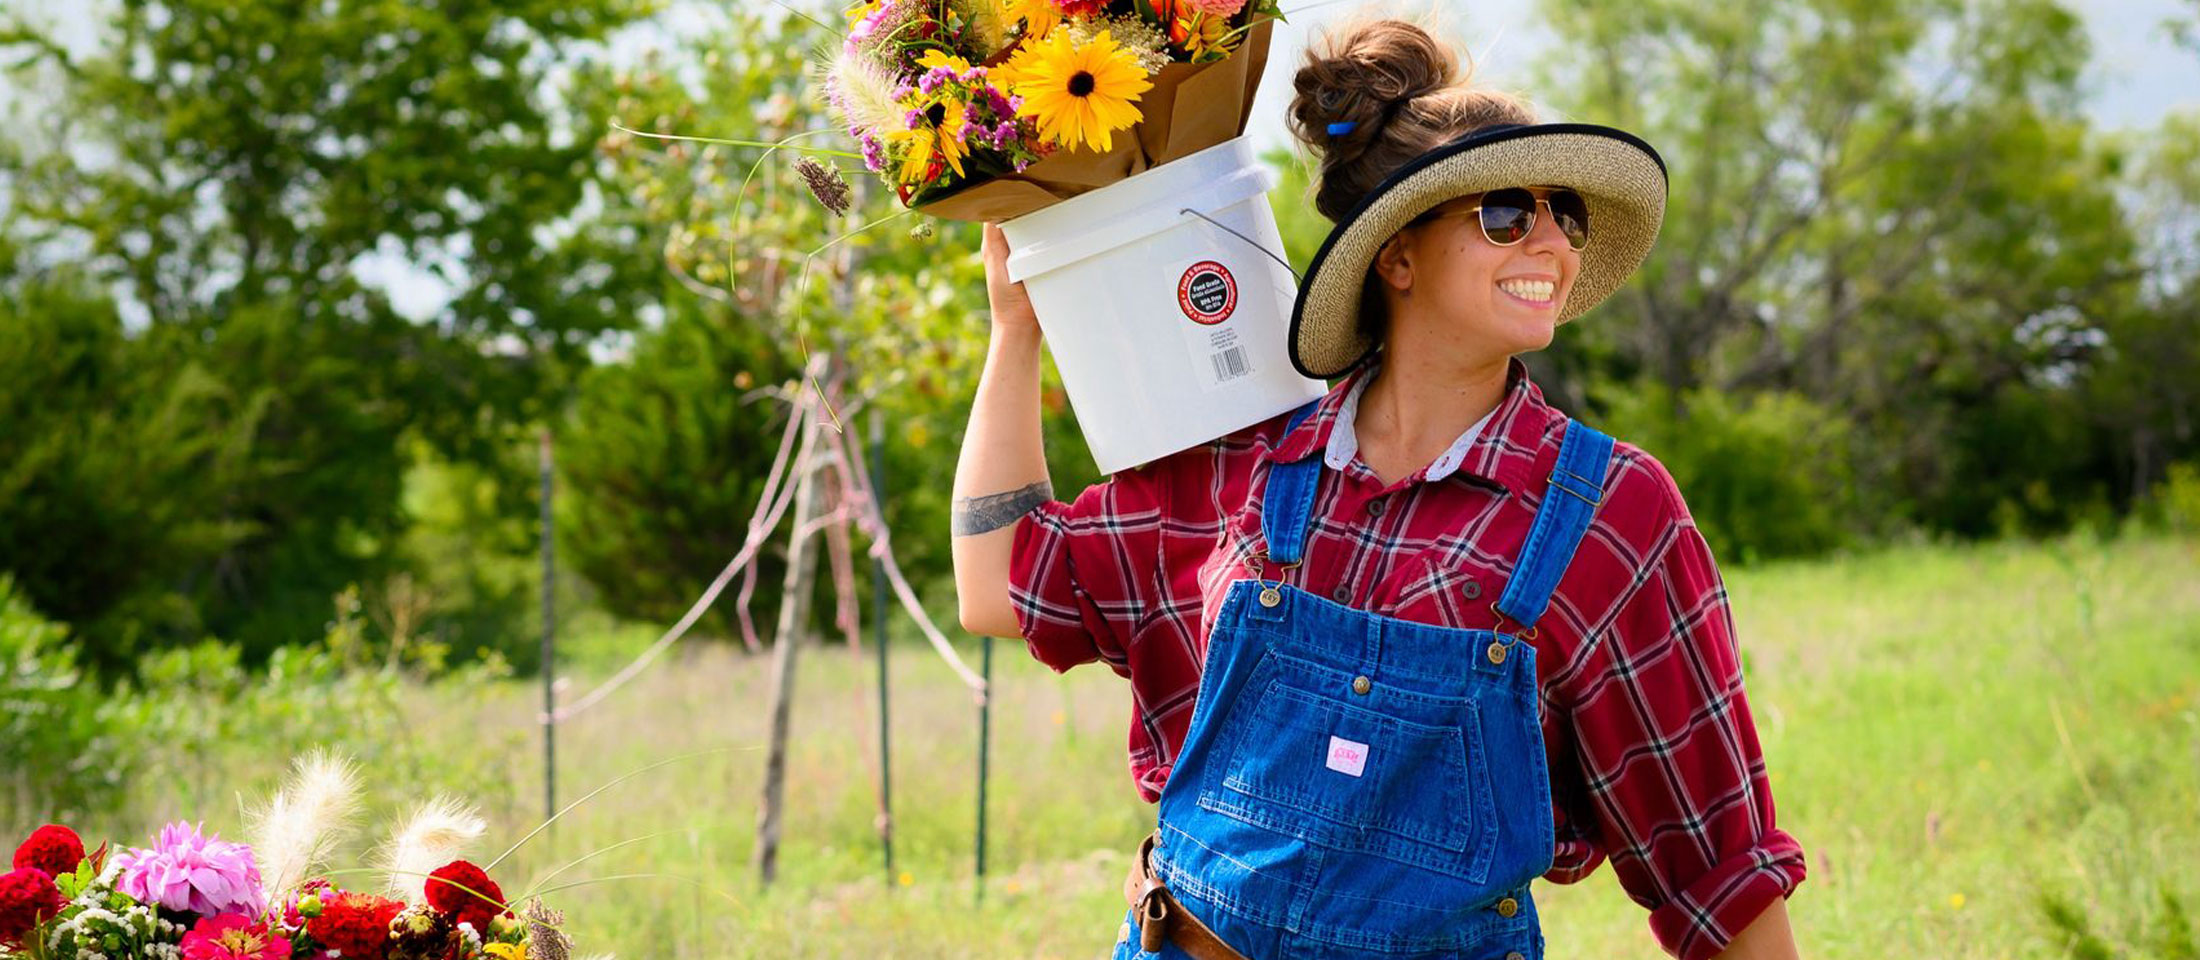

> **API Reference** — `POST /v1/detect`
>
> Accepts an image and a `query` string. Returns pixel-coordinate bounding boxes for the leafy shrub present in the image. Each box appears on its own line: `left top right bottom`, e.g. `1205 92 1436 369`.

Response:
1597 384 1858 564
2158 461 2200 536
0 577 133 824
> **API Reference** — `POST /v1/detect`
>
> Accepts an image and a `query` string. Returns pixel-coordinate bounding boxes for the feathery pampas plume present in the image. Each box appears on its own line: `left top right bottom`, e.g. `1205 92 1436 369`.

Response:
377 796 487 903
248 750 363 898
822 49 906 140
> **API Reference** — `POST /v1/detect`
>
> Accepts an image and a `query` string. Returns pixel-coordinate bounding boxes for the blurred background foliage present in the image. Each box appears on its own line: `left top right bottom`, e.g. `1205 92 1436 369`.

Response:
0 0 2195 802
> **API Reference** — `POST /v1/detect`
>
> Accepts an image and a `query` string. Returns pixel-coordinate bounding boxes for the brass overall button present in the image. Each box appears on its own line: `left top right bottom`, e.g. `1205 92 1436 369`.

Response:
1486 641 1508 665
1351 675 1372 695
1505 953 1526 960
1495 896 1519 917
1259 586 1281 607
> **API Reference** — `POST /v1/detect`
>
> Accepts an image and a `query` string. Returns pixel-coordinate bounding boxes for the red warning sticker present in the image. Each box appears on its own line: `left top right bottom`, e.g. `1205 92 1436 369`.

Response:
1177 260 1238 325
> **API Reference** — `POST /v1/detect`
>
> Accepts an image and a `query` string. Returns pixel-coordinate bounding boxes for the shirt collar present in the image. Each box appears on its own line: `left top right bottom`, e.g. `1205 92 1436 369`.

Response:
1269 356 1558 498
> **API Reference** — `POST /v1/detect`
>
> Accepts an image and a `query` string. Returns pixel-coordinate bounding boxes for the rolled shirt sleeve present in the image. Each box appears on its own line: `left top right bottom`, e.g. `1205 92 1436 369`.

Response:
1555 504 1807 959
1006 464 1173 677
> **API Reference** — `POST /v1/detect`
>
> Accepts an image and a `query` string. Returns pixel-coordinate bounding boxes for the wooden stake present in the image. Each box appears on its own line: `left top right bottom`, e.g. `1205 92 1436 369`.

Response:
756 398 826 887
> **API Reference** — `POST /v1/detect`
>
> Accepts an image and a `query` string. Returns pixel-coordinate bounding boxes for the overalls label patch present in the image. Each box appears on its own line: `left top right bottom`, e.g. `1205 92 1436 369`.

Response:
1326 736 1369 777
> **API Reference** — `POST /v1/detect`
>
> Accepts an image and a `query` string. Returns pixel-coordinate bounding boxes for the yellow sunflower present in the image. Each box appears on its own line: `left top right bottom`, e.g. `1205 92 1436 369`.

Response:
916 49 975 74
885 93 973 186
1008 29 1152 153
1003 0 1062 41
1174 11 1238 61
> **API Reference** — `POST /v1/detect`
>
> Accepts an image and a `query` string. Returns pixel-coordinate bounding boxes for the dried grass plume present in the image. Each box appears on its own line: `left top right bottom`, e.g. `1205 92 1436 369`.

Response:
247 749 363 898
378 796 487 903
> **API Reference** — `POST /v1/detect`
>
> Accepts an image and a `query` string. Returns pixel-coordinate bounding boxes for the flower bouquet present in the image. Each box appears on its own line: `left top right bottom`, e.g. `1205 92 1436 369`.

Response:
823 0 1281 221
0 757 582 960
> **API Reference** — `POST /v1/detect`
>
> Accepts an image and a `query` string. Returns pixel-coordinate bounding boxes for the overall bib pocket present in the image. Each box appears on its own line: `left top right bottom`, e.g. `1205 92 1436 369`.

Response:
1195 652 1500 884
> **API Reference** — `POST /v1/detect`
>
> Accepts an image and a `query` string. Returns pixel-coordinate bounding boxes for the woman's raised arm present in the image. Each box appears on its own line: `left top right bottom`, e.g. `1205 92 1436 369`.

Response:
950 222 1051 638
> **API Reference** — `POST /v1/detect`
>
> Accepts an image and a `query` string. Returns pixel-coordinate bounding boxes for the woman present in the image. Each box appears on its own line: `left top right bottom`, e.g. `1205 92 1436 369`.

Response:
950 16 1805 960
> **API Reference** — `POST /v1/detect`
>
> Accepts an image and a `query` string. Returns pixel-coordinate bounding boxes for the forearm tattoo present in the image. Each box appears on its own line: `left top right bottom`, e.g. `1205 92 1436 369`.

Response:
952 480 1053 536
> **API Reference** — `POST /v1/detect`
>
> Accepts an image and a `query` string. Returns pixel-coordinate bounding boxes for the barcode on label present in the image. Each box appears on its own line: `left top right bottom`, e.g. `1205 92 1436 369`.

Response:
1210 346 1251 383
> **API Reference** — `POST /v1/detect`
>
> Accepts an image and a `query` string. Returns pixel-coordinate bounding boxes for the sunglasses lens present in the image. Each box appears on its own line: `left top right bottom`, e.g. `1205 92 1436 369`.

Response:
1549 190 1590 250
1479 189 1536 245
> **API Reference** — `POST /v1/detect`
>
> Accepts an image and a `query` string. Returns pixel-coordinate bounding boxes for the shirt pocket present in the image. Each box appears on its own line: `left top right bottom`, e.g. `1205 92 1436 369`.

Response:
1389 552 1500 630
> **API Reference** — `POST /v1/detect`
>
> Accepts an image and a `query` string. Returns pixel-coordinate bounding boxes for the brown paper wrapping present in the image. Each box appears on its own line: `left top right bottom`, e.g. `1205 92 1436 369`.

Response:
913 18 1274 223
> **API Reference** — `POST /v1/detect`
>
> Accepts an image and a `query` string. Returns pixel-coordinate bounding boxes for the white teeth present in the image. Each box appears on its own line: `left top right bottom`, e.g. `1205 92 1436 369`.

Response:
1498 279 1555 302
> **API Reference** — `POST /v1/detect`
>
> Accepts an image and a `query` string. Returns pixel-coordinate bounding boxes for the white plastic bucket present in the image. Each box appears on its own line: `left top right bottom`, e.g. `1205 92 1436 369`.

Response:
1002 136 1329 475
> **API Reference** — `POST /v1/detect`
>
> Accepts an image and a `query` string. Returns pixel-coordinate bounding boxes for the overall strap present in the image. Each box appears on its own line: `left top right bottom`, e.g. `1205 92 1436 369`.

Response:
1494 420 1617 632
1260 400 1326 565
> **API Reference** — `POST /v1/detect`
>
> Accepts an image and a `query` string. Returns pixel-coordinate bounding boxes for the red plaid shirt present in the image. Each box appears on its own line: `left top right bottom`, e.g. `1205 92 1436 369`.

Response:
1009 358 1806 959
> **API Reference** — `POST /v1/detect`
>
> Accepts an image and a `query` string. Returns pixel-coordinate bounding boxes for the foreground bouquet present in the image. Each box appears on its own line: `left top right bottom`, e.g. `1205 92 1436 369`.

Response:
1 757 580 960
822 0 1281 218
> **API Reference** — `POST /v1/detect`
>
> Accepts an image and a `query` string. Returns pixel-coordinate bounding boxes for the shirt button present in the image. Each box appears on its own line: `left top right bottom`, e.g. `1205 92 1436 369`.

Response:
1365 498 1385 517
1486 641 1508 665
1462 579 1482 600
1495 897 1519 917
1351 675 1372 695
1331 584 1351 604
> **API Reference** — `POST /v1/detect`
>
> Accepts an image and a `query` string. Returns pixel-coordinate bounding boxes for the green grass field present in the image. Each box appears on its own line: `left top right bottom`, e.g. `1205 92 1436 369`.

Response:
100 532 2200 958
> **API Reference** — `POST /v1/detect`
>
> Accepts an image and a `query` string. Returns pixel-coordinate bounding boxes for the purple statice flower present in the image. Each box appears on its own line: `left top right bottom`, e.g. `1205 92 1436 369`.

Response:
892 82 916 100
112 822 267 917
861 134 886 173
1013 156 1033 173
984 87 1018 128
917 64 957 95
961 66 987 84
904 106 927 130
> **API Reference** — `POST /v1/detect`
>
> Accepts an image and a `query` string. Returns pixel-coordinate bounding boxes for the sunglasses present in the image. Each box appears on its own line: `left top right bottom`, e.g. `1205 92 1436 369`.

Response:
1421 187 1591 251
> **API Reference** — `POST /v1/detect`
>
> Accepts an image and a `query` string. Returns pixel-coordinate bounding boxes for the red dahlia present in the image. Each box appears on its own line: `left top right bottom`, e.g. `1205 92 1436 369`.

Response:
305 891 403 958
0 868 67 947
11 825 84 879
425 860 509 933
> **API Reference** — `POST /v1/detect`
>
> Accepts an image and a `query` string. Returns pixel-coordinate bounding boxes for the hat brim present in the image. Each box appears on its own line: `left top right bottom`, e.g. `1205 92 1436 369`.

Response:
1288 123 1669 380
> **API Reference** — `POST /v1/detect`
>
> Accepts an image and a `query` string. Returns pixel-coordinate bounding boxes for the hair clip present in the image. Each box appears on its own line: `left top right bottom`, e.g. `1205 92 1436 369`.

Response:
1326 121 1357 136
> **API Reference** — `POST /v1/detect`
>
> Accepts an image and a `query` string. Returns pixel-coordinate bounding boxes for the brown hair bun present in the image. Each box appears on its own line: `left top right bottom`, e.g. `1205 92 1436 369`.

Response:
1286 15 1537 223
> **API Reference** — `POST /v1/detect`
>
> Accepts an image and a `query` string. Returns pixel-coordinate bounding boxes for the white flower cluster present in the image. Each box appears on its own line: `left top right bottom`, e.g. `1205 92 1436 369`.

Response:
1064 15 1173 75
41 879 184 960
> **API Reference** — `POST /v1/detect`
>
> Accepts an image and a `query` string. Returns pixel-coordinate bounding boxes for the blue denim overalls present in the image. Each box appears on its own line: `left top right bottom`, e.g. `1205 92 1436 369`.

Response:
1113 401 1616 960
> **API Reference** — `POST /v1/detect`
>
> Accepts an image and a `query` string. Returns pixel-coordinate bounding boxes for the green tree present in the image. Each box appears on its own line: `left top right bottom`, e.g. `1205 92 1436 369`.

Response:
554 10 1101 631
1536 0 2157 542
0 0 659 666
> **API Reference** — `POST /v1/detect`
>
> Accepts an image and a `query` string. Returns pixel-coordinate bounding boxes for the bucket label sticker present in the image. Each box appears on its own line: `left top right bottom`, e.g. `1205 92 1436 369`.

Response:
1177 260 1254 393
1178 261 1238 325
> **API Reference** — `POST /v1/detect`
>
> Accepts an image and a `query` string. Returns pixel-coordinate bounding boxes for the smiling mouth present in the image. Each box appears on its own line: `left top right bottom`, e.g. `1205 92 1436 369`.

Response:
1496 278 1556 304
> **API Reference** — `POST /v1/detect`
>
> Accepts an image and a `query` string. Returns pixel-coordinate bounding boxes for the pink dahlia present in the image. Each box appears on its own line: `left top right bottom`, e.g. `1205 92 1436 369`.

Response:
180 913 291 960
112 822 266 917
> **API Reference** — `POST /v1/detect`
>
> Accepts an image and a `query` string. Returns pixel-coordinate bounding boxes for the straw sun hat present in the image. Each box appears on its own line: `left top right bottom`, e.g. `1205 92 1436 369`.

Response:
1288 122 1670 379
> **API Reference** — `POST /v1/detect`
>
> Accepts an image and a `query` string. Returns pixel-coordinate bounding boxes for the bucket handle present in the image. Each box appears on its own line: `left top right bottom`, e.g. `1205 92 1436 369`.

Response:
1177 208 1301 284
